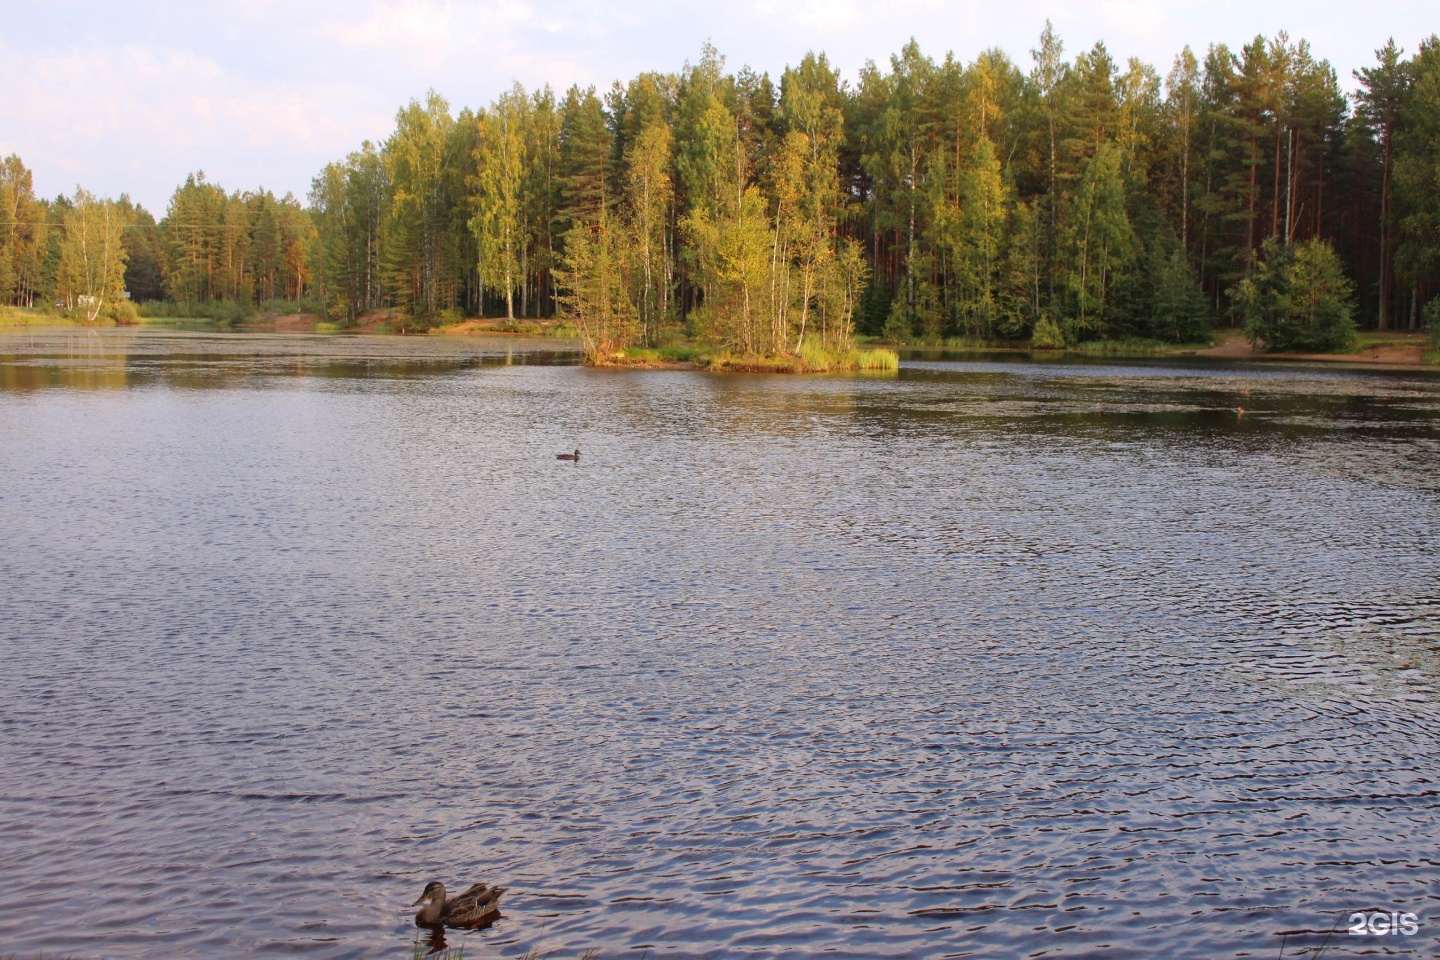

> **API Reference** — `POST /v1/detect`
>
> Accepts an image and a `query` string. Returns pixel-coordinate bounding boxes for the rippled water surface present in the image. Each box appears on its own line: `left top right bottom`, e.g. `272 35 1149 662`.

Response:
2 328 1438 959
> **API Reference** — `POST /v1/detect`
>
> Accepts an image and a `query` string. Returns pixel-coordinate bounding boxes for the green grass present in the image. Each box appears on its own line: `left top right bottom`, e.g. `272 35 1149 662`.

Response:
694 340 899 374
939 335 1001 349
602 338 903 374
1068 336 1211 356
854 347 900 371
411 938 465 959
138 300 256 325
0 305 86 327
917 334 1218 357
432 317 581 338
610 345 704 364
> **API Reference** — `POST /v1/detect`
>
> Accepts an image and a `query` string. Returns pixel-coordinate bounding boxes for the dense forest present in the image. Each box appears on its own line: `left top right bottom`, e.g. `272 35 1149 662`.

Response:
4 25 1440 354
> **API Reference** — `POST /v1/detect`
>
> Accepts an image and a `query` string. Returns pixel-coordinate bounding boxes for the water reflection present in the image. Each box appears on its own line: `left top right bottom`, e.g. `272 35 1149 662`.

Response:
0 327 580 392
0 329 1437 959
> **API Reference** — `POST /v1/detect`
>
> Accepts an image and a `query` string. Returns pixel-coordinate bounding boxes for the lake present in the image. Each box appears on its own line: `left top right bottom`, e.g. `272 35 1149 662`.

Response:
1 328 1437 959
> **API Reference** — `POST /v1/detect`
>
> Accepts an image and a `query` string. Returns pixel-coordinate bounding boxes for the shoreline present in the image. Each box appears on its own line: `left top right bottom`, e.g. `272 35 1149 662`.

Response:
4 315 1434 371
1174 330 1435 368
904 329 1437 370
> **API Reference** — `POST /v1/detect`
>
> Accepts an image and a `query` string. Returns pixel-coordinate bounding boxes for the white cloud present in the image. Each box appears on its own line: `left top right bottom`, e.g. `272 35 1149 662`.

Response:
0 36 386 209
330 0 535 59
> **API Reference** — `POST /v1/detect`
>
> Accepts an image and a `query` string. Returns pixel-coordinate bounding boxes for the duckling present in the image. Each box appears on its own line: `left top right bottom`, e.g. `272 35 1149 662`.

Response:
556 449 581 461
412 880 506 929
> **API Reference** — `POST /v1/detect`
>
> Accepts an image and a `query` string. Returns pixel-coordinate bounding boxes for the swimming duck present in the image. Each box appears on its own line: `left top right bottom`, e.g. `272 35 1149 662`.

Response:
557 449 581 461
412 880 506 929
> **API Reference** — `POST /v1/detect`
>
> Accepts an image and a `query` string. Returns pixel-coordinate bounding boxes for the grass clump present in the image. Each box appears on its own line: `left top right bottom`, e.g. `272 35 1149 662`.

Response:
0 302 147 327
0 304 73 326
598 345 704 367
697 339 898 374
854 347 900 371
1068 336 1211 356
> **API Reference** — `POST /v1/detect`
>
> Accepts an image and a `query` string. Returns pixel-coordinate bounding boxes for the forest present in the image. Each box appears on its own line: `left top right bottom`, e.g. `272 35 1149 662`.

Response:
3 24 1440 356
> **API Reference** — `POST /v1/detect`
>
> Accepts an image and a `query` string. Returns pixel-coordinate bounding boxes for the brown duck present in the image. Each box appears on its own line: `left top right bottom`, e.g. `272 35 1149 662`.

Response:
411 880 506 929
556 449 581 461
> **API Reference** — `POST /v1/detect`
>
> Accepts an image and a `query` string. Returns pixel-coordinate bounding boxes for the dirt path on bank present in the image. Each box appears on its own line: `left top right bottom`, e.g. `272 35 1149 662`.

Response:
1182 330 1432 367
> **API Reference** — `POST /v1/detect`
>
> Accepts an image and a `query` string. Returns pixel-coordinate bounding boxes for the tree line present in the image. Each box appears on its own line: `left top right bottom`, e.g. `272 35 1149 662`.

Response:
3 25 1439 353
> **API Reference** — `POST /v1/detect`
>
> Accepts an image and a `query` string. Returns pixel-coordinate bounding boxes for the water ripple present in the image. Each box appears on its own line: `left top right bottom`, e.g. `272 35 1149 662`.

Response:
0 331 1437 958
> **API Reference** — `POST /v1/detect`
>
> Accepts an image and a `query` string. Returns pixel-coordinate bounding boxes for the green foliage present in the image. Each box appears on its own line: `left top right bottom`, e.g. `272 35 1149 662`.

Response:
1110 211 1212 342
557 215 636 360
1233 237 1357 351
20 24 1439 352
683 184 774 353
137 299 256 325
1395 37 1440 292
59 189 129 323
311 143 387 322
382 91 467 319
794 339 899 372
473 86 529 320
1423 296 1440 347
116 198 164 302
0 155 48 308
106 299 140 324
1030 312 1066 348
157 171 315 315
883 296 915 342
857 281 892 337
1061 143 1135 340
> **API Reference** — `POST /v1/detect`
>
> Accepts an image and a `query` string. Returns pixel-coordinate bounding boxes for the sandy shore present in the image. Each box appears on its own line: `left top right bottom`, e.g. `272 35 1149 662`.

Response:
1182 330 1433 367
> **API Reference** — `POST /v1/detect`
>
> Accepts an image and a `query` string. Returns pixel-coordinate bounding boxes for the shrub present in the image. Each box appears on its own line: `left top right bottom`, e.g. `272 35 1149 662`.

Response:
1424 296 1440 349
1232 237 1356 352
107 299 140 324
1030 312 1066 349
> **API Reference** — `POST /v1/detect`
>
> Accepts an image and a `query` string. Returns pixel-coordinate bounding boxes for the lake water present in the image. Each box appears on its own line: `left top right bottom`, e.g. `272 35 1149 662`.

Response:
1 328 1438 960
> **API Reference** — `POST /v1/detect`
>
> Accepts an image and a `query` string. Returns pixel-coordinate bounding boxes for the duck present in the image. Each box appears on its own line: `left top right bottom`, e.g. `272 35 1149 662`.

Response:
411 880 506 929
556 449 581 461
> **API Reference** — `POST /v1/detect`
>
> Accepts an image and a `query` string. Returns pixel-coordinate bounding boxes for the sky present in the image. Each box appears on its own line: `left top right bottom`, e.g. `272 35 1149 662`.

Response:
1 0 1434 215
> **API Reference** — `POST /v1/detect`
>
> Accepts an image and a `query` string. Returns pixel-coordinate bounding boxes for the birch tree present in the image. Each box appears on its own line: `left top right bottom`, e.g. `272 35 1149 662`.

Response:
58 189 128 322
472 85 528 321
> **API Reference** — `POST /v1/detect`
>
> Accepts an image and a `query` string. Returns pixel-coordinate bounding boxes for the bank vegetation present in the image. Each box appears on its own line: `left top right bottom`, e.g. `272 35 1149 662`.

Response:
5 26 1440 363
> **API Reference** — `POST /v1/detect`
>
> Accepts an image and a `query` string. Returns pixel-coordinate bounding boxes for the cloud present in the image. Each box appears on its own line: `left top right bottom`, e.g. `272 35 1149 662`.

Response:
0 36 386 209
2 0 1430 213
329 0 535 61
752 0 864 31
